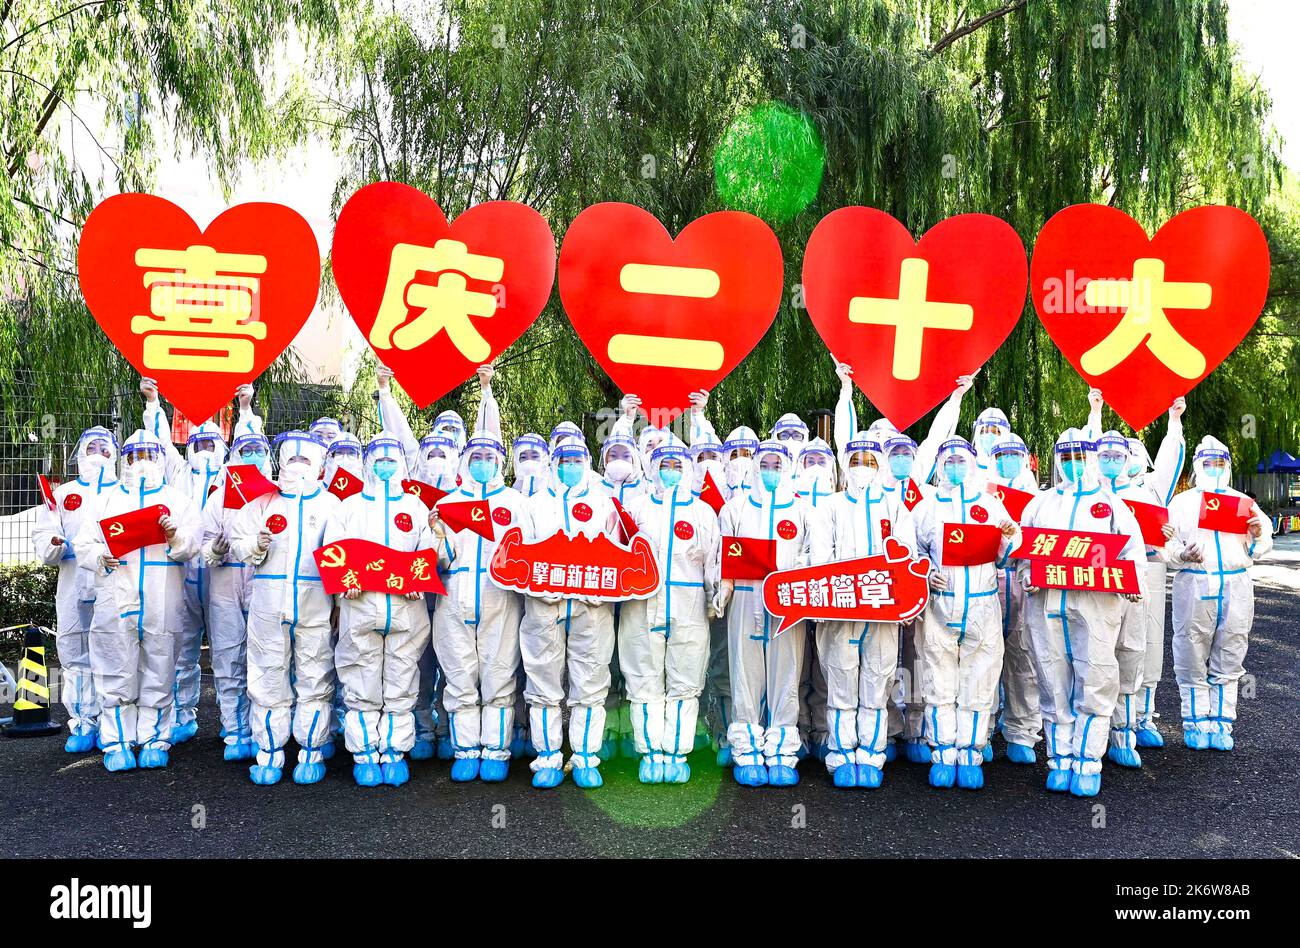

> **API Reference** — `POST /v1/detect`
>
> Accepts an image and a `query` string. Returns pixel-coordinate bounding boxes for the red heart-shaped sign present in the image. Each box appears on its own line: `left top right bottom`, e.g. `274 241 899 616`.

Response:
559 203 783 422
77 195 320 424
803 208 1027 431
1030 204 1269 430
332 182 555 408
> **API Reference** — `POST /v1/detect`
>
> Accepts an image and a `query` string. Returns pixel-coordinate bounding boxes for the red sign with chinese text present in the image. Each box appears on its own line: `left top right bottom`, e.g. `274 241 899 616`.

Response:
1014 526 1128 564
488 526 660 601
1029 558 1140 594
313 538 446 596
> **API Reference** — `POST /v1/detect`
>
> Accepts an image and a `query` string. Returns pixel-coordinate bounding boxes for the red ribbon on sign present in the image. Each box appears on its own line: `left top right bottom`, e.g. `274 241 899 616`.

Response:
100 504 170 557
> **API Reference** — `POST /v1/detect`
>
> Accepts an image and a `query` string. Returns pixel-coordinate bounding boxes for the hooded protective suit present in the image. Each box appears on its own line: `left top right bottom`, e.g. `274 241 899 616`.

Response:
323 432 363 488
511 433 551 498
325 436 434 786
818 435 917 787
834 372 965 486
1017 429 1146 795
230 431 341 784
75 431 202 770
794 437 837 759
431 435 527 776
970 407 1013 488
32 427 119 751
1165 437 1271 750
598 433 648 505
715 441 821 785
621 442 720 782
911 438 1018 788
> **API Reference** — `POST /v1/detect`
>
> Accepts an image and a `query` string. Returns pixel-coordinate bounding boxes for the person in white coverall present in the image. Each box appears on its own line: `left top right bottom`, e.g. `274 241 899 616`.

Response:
622 442 720 784
75 430 202 772
819 435 916 789
323 432 363 489
31 427 118 752
230 430 341 786
1017 429 1146 797
984 433 1042 765
518 439 619 788
430 434 526 783
325 435 434 787
512 433 551 498
714 440 818 788
794 437 837 760
1084 388 1187 750
1164 437 1272 751
911 438 1018 790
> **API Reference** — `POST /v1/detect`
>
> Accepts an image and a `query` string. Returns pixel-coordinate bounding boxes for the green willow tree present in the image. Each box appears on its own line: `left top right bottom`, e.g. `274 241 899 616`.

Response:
325 0 1295 473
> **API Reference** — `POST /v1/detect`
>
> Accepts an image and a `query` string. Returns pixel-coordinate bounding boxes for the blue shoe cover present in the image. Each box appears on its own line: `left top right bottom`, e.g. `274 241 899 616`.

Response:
65 732 96 753
250 764 282 785
294 760 326 784
1045 768 1072 792
436 738 454 760
638 757 664 784
734 764 767 787
1107 745 1142 768
716 745 734 767
352 762 383 787
510 729 529 759
619 737 637 759
1135 722 1165 748
767 764 799 786
812 741 828 762
479 758 509 782
663 759 690 784
1070 771 1101 797
928 762 956 788
904 740 930 764
450 757 481 782
169 719 198 745
883 741 897 763
1005 742 1036 765
832 764 858 788
957 763 984 790
138 746 169 769
531 767 564 788
856 764 883 789
224 740 256 762
1209 730 1234 751
981 743 993 763
600 737 618 761
572 766 603 788
795 743 809 761
382 759 410 786
319 740 337 761
410 739 434 761
96 734 106 751
1183 728 1211 751
104 747 136 772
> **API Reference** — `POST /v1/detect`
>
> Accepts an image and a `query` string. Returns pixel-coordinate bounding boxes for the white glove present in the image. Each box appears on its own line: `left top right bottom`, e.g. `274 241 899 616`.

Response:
927 570 949 592
256 529 272 552
99 554 121 572
1183 541 1204 563
1019 571 1040 595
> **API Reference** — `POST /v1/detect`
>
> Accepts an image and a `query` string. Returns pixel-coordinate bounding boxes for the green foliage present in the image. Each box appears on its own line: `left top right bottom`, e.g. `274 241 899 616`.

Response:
715 102 825 223
0 561 56 648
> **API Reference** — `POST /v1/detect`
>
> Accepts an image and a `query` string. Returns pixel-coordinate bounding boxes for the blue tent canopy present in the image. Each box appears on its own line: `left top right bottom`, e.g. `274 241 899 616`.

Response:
1258 449 1300 473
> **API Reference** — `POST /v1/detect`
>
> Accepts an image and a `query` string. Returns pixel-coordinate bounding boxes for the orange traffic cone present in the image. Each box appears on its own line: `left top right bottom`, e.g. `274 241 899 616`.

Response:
3 624 62 738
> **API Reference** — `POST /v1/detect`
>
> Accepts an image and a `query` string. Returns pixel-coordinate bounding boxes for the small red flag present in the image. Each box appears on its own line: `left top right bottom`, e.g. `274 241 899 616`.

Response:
438 498 494 540
699 469 726 515
611 497 640 545
720 535 777 580
901 478 923 511
987 483 1034 522
941 522 1003 567
1123 499 1170 547
223 464 279 510
402 478 449 510
37 474 57 511
327 469 363 500
1197 492 1251 535
100 504 170 557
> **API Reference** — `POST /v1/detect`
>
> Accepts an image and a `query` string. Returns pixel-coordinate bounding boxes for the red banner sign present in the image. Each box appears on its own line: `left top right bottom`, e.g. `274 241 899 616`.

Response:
313 538 446 596
1029 558 1140 594
1197 492 1251 534
100 504 170 557
488 526 660 601
1123 498 1169 547
1014 526 1128 564
941 522 1004 566
987 483 1034 521
223 464 279 509
761 537 932 634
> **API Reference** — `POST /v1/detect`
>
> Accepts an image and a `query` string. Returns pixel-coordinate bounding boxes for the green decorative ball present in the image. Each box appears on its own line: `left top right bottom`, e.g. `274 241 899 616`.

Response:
714 103 824 223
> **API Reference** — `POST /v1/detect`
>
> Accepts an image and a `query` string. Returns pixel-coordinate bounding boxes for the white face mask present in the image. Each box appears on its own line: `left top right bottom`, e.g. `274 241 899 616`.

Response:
799 464 834 489
129 459 163 488
333 455 362 476
424 457 456 483
604 458 634 483
725 457 750 484
698 459 724 482
282 460 316 484
847 466 877 489
516 459 544 478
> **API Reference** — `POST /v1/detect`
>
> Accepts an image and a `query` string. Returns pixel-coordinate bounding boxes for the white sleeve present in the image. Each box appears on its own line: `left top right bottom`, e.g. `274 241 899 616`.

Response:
916 389 965 485
377 390 421 474
834 380 856 465
474 385 503 444
1150 418 1186 507
688 409 717 447
32 501 66 565
233 404 265 439
143 397 188 483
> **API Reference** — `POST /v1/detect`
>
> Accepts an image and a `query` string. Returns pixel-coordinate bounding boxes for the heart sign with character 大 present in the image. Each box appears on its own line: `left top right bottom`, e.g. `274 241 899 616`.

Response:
1030 204 1270 430
559 203 784 421
77 195 321 424
331 182 556 408
802 208 1028 431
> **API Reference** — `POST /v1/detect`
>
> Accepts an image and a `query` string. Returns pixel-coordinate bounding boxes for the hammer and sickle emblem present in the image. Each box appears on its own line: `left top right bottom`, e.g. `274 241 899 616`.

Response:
471 506 485 522
408 483 422 497
230 470 243 486
949 528 965 544
727 541 743 557
108 521 124 537
1206 497 1220 511
906 489 917 504
320 544 347 569
338 475 350 489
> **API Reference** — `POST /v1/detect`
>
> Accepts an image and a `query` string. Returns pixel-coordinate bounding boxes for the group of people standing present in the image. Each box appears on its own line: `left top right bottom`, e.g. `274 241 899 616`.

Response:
32 360 1272 799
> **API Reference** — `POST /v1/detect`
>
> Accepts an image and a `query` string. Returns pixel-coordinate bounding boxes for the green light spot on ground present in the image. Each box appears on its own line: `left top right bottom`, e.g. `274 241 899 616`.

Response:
714 102 824 223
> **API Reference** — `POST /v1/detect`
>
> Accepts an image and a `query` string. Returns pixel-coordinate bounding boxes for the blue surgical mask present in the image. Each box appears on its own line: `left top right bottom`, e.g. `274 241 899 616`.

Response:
557 462 584 487
468 459 495 484
241 451 268 470
1060 458 1085 483
373 459 399 481
944 461 968 486
1126 462 1144 478
978 433 997 455
995 455 1022 480
1098 456 1126 478
889 454 914 479
659 468 682 489
760 468 781 492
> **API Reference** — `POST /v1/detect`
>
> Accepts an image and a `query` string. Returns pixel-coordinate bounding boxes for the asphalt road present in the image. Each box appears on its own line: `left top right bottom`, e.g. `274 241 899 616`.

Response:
4 542 1298 860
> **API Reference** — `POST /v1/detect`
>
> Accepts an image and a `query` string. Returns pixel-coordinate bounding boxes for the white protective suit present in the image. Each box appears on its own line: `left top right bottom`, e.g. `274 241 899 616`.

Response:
75 432 202 767
431 436 526 770
1017 429 1147 793
911 438 1017 787
1165 437 1272 749
325 436 434 785
795 437 838 758
819 435 916 785
230 431 341 783
622 443 720 781
512 433 552 499
31 427 118 749
716 441 820 783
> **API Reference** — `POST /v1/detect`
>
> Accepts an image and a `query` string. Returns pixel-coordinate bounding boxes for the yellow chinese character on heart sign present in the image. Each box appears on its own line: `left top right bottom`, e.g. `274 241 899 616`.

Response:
132 245 268 373
370 240 504 360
